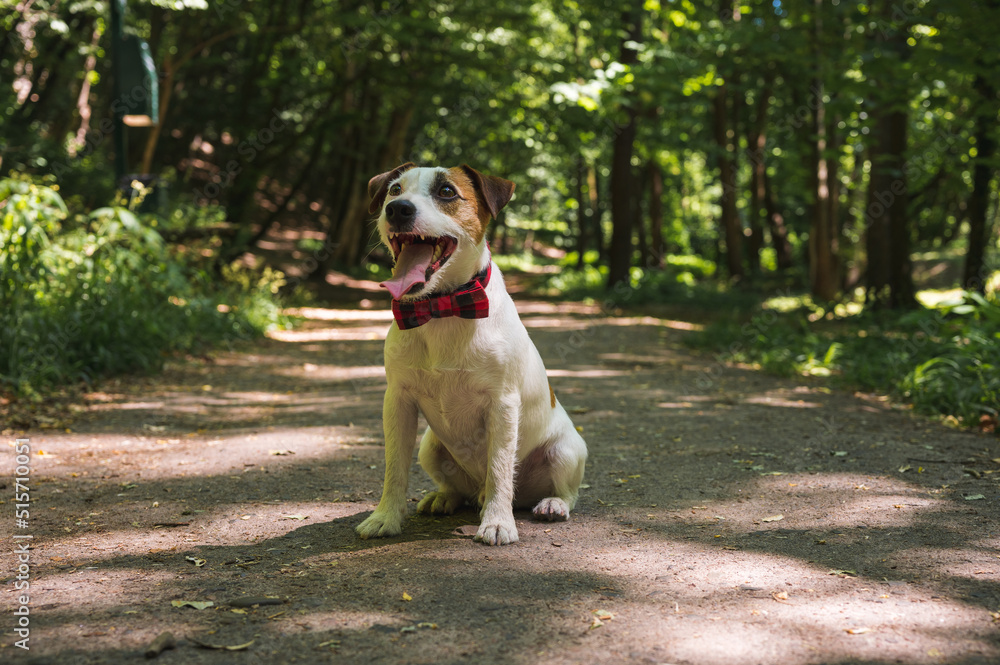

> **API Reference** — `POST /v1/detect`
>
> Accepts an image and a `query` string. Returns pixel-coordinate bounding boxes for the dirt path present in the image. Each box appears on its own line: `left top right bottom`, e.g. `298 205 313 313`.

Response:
3 283 999 665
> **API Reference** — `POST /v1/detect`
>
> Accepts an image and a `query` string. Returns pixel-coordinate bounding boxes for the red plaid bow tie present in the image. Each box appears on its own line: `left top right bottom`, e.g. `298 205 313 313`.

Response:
391 262 492 330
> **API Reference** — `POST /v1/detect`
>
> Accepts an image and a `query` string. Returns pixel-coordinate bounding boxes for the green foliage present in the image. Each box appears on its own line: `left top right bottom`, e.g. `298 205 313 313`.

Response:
0 176 288 396
691 293 1000 428
541 251 718 304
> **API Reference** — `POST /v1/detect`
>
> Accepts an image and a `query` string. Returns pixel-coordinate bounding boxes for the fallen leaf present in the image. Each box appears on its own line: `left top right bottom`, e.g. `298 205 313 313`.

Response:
761 515 784 523
964 494 986 501
592 609 615 621
171 600 214 610
845 627 870 635
230 609 247 615
417 622 438 629
269 450 295 456
190 637 254 651
400 626 417 633
228 596 284 608
317 640 341 648
589 617 604 630
828 569 857 577
185 556 206 567
402 592 412 602
281 514 309 520
898 465 912 473
771 591 789 602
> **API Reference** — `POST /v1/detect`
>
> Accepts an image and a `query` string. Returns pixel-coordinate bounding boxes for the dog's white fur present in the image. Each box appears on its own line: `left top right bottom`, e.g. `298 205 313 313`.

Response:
355 164 588 545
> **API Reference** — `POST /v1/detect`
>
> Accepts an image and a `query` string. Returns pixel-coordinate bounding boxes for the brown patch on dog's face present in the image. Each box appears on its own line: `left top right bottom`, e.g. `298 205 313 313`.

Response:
368 162 415 215
442 168 489 245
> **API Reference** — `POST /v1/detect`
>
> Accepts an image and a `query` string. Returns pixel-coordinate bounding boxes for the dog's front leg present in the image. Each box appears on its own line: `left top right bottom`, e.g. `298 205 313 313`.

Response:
356 388 418 539
475 392 520 546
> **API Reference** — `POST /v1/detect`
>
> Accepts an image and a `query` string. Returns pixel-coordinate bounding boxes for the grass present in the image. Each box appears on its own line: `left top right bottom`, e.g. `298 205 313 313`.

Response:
688 290 1000 430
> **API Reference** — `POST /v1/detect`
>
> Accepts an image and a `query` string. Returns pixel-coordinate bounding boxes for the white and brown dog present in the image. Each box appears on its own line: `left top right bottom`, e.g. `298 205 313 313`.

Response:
355 163 588 546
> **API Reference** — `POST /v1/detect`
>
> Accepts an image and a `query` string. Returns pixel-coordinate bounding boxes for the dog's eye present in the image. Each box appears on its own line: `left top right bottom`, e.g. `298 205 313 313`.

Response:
389 183 401 196
438 184 457 199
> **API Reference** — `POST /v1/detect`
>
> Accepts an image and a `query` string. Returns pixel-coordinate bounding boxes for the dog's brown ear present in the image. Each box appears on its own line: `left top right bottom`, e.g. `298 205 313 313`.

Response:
368 162 416 215
459 164 516 220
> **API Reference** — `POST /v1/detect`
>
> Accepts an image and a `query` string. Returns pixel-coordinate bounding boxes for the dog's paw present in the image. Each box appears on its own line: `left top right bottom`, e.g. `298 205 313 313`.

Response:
532 497 569 522
356 511 403 539
474 519 519 546
416 491 463 515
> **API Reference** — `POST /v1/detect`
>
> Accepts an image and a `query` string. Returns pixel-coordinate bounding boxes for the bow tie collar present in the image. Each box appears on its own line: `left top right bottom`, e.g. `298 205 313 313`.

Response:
391 261 492 330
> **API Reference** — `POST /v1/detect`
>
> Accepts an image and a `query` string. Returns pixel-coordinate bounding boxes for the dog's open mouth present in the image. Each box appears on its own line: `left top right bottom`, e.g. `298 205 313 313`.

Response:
381 232 458 300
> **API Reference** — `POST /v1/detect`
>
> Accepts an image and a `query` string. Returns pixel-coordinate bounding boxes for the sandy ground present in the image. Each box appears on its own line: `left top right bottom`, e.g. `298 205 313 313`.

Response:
2 280 999 665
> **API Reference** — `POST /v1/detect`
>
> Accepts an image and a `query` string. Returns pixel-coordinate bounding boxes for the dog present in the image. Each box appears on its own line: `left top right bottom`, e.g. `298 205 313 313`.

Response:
355 163 588 546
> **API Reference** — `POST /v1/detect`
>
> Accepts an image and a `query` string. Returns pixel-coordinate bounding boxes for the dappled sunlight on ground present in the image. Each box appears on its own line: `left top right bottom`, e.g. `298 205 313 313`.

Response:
4 296 998 664
267 326 388 342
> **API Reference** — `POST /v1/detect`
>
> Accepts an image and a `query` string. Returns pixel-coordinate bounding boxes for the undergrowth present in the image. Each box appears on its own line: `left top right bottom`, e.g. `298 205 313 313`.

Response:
0 174 289 398
689 293 1000 431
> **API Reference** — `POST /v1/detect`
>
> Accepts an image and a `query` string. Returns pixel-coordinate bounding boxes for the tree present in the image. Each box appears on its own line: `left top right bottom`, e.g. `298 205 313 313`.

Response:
808 0 839 301
712 0 744 280
864 1 916 310
607 3 643 290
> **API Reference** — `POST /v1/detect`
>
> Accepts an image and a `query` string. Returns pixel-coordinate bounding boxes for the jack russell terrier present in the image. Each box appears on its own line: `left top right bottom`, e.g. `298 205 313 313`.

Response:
355 163 588 546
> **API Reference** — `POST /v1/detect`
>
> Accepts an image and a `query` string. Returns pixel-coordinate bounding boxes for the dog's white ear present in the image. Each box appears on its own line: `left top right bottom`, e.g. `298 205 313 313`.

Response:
460 164 516 220
368 162 416 215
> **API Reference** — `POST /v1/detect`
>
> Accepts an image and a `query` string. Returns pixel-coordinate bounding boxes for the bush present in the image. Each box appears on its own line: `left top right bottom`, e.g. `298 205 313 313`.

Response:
0 175 288 396
689 294 1000 430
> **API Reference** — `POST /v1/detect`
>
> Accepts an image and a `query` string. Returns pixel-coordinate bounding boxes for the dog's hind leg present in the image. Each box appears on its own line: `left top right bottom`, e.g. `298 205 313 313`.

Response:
417 428 476 515
531 428 588 522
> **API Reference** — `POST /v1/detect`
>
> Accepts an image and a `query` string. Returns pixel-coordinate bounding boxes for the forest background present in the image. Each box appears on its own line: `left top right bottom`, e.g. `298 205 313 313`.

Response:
1 0 997 431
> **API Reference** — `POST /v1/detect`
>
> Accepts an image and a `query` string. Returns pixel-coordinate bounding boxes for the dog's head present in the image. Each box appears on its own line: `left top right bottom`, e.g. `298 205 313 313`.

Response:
368 163 515 301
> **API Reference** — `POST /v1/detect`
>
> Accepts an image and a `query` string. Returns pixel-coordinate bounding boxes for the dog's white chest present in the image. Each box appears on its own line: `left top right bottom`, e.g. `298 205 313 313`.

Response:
389 340 495 443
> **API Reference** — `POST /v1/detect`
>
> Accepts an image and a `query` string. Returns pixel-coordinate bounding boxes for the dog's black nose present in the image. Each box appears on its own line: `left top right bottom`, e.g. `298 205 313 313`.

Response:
385 200 416 231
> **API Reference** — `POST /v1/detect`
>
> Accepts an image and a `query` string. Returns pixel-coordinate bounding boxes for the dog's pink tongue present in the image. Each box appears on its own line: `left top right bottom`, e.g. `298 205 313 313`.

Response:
381 243 434 300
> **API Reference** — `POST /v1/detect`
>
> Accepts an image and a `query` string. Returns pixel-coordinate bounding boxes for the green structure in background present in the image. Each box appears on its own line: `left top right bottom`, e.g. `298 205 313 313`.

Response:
110 0 158 188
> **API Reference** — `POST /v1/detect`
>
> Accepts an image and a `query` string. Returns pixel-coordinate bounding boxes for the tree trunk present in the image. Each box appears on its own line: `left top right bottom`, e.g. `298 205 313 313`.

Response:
713 86 743 278
331 102 413 269
763 171 794 271
648 161 665 267
713 0 743 280
809 0 839 301
606 4 642 289
574 154 589 269
636 186 649 268
864 2 916 310
589 164 604 263
746 81 771 273
963 73 998 293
